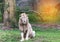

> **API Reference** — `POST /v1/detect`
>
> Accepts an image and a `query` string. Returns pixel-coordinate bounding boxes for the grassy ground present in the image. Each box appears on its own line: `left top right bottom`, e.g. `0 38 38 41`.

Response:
0 27 60 42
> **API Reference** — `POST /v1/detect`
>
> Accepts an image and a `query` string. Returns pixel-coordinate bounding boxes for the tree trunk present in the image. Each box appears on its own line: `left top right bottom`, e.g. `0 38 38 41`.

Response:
2 0 16 30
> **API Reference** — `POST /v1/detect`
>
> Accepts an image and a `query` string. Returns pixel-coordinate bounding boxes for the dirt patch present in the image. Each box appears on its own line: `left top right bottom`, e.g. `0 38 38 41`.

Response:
32 24 60 29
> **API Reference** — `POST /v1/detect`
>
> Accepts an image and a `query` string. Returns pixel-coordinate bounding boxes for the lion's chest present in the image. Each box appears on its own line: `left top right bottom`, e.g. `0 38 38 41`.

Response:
21 24 28 32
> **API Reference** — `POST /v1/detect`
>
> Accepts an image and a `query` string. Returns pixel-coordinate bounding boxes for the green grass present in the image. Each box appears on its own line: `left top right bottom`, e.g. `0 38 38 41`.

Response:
0 27 60 42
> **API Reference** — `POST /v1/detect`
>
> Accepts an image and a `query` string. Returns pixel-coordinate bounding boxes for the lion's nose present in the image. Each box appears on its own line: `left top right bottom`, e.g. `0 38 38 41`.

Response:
24 21 25 22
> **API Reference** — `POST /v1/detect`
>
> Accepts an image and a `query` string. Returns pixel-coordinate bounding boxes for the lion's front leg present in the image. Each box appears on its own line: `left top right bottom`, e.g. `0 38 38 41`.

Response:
20 32 24 41
25 30 29 40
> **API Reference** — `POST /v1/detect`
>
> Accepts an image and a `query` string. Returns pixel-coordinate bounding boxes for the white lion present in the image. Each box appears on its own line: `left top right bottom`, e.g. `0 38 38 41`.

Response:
18 13 35 41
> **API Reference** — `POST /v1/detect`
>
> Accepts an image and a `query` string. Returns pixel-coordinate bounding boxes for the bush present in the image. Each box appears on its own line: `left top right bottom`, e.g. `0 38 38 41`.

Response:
0 3 4 23
15 6 41 24
0 11 2 22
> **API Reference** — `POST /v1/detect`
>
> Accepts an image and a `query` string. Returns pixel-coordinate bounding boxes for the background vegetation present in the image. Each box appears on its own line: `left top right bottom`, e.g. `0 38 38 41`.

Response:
0 0 3 22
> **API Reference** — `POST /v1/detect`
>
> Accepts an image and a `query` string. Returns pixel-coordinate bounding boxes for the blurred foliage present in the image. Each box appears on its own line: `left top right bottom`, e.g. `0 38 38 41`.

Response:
15 6 42 24
0 0 3 3
0 1 3 22
26 12 42 24
15 6 22 23
0 11 2 22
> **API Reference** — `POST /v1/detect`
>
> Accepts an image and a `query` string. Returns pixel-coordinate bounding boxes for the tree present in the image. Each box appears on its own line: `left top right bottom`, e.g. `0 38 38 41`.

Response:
2 0 16 30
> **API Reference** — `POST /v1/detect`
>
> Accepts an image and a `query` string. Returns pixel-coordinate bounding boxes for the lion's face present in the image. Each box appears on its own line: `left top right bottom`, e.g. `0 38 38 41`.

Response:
21 17 28 24
20 13 29 24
